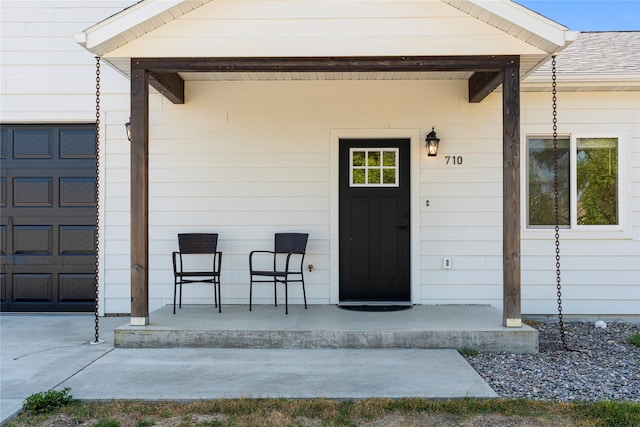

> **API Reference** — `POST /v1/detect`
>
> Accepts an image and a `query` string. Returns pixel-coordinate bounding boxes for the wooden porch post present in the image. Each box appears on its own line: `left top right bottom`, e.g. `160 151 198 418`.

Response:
130 60 149 326
502 61 522 328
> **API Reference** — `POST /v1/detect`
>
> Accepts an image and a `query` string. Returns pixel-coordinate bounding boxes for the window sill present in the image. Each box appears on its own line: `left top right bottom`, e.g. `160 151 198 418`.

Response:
522 227 632 240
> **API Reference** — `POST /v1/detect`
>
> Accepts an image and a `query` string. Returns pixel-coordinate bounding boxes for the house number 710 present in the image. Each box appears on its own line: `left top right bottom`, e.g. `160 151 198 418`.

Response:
445 155 463 165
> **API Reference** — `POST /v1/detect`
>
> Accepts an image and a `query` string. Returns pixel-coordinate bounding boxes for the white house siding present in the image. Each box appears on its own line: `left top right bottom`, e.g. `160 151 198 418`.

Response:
0 1 133 314
0 1 131 122
147 79 471 311
2 1 638 318
420 90 505 309
143 80 640 318
520 91 640 318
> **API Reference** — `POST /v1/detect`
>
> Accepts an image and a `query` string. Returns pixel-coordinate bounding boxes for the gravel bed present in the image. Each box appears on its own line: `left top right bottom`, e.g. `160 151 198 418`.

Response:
465 321 640 402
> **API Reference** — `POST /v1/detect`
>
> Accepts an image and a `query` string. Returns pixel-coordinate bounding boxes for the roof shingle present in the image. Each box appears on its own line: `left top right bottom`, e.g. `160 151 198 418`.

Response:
534 31 640 75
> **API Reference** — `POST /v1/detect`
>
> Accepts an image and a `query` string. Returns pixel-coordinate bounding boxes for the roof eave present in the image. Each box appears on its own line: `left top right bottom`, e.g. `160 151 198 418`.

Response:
523 73 640 91
444 0 577 53
78 0 209 56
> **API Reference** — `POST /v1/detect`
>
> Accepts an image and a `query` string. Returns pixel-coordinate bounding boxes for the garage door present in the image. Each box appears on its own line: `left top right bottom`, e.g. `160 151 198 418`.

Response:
1 124 97 312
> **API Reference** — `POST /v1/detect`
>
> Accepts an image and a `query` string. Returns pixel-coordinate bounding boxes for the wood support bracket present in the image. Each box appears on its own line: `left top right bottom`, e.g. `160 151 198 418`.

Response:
469 71 503 103
149 72 184 104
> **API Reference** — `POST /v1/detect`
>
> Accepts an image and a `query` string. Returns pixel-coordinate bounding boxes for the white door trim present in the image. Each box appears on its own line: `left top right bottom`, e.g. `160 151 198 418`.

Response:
330 128 422 304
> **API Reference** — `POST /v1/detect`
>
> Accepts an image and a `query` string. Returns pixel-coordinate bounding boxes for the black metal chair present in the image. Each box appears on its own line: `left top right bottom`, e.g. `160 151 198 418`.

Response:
249 233 308 314
172 233 222 314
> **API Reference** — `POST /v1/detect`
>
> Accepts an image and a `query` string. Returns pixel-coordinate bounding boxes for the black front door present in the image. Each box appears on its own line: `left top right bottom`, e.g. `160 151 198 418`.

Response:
339 139 410 302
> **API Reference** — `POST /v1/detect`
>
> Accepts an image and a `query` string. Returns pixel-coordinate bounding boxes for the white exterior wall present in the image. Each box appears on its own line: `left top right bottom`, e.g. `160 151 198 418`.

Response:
2 1 638 317
0 1 131 122
520 91 640 317
1 1 132 314
147 79 467 311
139 81 639 318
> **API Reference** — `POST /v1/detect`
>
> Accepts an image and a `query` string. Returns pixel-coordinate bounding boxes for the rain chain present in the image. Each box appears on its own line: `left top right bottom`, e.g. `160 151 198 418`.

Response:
91 56 104 345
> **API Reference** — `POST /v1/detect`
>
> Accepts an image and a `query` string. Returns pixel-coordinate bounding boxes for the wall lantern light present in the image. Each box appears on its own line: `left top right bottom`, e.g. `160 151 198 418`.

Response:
125 118 132 142
425 127 440 156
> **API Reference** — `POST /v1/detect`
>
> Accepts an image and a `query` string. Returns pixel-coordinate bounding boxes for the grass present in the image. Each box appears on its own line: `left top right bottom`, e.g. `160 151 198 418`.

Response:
627 332 640 348
6 398 640 427
21 388 73 414
458 348 478 357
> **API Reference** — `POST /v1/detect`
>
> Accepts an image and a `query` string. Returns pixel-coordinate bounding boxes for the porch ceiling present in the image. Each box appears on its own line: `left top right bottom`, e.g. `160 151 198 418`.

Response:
180 70 474 82
130 55 523 104
104 54 547 82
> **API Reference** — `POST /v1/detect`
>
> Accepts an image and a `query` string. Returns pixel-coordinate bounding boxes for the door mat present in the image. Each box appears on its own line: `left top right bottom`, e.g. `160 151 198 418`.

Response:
338 305 413 312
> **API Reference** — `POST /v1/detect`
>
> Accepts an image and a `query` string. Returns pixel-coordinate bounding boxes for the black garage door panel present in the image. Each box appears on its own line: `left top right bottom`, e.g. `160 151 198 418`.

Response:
1 124 97 312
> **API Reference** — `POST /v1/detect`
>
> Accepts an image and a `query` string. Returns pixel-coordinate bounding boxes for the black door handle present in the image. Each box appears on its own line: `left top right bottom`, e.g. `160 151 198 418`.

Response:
397 213 409 229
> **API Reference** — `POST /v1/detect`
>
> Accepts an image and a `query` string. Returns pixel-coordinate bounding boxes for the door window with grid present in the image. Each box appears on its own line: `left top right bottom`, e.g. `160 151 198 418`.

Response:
349 148 399 187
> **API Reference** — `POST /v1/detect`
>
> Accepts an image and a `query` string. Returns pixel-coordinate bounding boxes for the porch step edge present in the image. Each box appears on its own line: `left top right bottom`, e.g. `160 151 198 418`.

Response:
114 329 538 353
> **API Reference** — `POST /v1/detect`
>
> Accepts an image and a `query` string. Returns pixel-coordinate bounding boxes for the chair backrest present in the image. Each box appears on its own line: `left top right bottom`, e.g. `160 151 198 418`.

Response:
274 233 308 254
178 233 218 254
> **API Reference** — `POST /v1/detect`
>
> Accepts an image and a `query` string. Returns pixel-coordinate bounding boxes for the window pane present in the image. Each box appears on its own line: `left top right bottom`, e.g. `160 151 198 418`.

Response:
352 168 365 184
528 138 569 226
352 151 365 167
383 169 396 184
382 151 396 166
368 168 380 184
349 147 398 187
367 151 380 166
576 138 618 225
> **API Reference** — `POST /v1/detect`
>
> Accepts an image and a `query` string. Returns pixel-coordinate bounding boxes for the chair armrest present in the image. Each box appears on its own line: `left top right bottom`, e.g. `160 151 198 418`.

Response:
172 251 181 274
214 251 223 273
249 250 275 261
249 250 275 271
249 250 275 257
284 251 305 274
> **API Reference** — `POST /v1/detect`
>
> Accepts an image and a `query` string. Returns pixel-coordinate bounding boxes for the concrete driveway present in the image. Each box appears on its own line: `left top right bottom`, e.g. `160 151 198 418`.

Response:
1 313 496 424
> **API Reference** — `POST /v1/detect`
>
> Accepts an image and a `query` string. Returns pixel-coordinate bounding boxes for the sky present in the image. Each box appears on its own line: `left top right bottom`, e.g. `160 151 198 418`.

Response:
515 1 640 31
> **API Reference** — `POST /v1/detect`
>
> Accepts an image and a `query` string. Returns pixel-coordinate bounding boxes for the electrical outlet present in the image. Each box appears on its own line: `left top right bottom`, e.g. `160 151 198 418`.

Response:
443 257 452 269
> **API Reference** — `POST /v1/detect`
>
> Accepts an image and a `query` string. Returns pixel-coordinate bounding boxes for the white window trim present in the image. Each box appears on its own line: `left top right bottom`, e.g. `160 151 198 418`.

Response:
522 132 630 239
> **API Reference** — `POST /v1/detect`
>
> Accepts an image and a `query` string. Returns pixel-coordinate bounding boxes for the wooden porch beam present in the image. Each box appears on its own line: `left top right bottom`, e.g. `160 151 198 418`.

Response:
134 55 520 73
130 61 150 326
502 61 522 328
137 55 519 104
149 72 184 105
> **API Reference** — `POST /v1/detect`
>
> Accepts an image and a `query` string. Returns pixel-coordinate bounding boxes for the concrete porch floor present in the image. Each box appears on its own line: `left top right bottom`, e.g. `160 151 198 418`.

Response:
115 304 538 353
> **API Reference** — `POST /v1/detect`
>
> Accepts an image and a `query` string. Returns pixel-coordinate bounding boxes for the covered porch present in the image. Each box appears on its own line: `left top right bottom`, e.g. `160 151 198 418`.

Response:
114 304 538 353
75 0 577 337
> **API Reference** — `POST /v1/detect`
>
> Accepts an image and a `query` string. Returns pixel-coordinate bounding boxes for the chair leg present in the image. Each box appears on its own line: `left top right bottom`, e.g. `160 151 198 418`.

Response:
173 280 177 314
249 278 253 311
302 279 307 309
213 278 218 308
179 280 183 309
285 280 288 315
217 279 221 313
273 278 278 307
